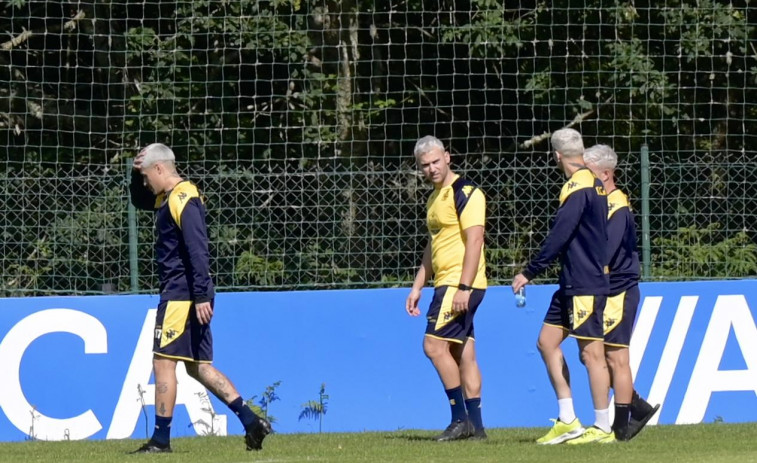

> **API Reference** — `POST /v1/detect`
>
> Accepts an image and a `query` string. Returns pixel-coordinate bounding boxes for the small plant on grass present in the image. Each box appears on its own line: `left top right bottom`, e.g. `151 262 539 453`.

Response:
189 391 220 436
136 384 149 439
246 380 282 425
299 383 329 433
26 406 40 441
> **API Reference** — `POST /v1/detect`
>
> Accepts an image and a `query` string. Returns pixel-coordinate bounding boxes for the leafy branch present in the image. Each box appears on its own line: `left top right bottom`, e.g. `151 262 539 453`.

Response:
299 383 329 433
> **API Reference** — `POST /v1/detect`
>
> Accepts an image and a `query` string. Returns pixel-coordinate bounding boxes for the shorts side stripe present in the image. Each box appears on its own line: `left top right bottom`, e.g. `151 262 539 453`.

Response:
603 292 626 335
161 300 192 348
571 295 595 330
434 287 458 331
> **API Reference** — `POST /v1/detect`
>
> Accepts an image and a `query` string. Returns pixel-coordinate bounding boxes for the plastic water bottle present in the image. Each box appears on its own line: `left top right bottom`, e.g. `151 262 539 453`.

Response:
515 287 526 308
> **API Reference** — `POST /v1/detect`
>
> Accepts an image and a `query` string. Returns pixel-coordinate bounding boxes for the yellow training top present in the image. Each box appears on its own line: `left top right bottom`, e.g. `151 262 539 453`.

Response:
426 175 487 289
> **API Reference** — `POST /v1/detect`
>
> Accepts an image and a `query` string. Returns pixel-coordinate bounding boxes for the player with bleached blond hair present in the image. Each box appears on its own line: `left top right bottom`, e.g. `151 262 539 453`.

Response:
129 143 271 453
512 128 614 445
583 144 659 441
406 135 488 441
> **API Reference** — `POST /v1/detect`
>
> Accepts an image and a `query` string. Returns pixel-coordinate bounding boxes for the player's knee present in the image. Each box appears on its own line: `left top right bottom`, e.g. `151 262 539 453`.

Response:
579 350 592 367
423 337 445 360
605 352 628 371
579 343 604 367
536 337 556 357
536 340 544 356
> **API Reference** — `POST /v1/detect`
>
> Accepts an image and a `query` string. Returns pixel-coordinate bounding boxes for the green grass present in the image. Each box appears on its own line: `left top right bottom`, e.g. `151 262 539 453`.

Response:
1 423 755 463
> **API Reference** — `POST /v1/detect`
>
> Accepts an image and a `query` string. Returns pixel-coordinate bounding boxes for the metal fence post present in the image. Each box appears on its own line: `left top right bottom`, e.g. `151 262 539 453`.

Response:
126 158 139 292
640 144 651 279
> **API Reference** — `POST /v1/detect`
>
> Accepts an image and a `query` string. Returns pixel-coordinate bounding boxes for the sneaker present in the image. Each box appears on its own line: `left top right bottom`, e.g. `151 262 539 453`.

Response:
625 403 660 440
566 426 615 445
536 418 584 445
435 419 473 442
244 415 272 451
131 439 172 454
469 428 488 441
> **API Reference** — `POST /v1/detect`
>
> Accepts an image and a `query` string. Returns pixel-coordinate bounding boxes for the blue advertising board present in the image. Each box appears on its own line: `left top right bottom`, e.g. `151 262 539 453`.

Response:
0 280 755 441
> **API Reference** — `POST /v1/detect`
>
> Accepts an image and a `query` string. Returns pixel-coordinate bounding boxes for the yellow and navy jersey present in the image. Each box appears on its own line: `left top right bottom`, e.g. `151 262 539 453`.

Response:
523 168 609 296
130 171 215 302
607 189 640 294
426 175 487 289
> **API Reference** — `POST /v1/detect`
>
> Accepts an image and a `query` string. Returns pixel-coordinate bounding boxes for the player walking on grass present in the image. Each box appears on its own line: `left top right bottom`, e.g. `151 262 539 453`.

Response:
583 144 659 441
511 128 614 444
129 143 271 453
406 136 488 441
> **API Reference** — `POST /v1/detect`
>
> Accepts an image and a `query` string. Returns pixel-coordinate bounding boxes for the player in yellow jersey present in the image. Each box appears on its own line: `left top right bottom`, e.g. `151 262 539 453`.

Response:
406 136 488 441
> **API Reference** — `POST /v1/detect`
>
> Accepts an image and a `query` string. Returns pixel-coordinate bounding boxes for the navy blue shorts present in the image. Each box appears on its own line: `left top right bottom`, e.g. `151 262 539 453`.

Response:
603 285 640 348
543 289 606 341
154 300 213 363
425 286 485 343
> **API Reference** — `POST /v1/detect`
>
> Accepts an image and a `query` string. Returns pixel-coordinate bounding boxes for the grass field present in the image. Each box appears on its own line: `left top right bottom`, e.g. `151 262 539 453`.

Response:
1 423 755 463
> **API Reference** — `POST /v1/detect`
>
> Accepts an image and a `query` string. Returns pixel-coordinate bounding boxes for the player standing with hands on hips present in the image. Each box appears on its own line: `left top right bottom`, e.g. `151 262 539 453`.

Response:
406 136 489 441
129 143 271 453
512 128 615 444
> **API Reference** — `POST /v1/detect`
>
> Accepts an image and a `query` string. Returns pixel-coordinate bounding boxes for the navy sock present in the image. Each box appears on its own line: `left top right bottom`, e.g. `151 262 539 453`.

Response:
151 415 172 445
229 396 257 429
445 386 467 423
465 398 484 431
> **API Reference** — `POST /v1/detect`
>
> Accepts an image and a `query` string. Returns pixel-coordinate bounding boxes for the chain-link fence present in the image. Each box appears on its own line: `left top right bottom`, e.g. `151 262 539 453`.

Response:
1 1 756 297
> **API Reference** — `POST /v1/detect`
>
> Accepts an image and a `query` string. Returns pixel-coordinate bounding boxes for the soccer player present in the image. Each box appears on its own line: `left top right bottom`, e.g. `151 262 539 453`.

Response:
511 128 614 444
129 143 271 453
583 144 660 440
406 135 488 441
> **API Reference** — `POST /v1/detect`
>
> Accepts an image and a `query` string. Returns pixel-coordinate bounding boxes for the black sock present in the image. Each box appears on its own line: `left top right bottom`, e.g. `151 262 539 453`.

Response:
613 403 630 435
444 386 467 423
465 398 484 431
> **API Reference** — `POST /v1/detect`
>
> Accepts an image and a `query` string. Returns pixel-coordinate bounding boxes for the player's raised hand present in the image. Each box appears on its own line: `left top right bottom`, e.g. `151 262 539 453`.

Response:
195 301 214 325
132 150 146 171
406 288 422 316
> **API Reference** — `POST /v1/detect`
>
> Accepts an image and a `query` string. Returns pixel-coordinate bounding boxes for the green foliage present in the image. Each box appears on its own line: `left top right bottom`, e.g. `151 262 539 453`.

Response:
485 223 533 284
298 383 328 433
1 0 756 292
441 0 531 57
660 0 750 60
246 381 282 425
523 71 552 103
652 223 757 279
235 251 285 287
606 39 675 106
